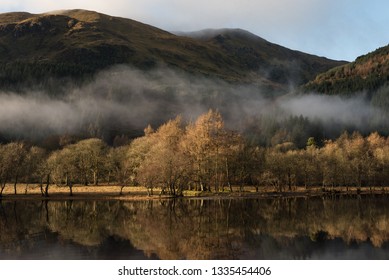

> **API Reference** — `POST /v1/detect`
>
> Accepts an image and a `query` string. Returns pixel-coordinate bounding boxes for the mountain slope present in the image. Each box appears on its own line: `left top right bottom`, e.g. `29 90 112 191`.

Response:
0 9 345 92
303 44 389 95
180 28 346 85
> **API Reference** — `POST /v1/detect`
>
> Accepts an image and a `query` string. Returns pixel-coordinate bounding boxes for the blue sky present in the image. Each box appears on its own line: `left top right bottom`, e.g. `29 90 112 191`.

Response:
1 0 388 61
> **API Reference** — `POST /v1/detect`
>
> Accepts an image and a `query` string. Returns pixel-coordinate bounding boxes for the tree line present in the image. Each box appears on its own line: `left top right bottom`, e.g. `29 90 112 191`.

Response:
1 110 389 197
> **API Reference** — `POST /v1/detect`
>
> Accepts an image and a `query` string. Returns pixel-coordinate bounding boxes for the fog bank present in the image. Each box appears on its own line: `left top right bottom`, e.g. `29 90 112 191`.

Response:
0 65 387 145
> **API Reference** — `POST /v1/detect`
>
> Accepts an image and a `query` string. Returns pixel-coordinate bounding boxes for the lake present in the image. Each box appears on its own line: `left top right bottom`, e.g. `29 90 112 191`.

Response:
1 195 389 259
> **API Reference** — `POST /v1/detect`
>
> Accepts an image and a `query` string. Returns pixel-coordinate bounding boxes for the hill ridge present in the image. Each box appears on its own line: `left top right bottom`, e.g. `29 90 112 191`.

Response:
0 9 345 92
303 44 389 95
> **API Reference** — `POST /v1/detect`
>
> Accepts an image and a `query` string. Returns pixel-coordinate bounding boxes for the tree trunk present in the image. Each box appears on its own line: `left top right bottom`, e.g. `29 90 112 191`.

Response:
239 182 244 192
225 159 232 192
66 174 73 196
0 181 6 197
255 184 259 193
40 177 44 196
84 174 88 186
44 174 50 197
93 171 98 186
148 183 154 196
287 171 292 191
13 174 18 195
200 181 205 192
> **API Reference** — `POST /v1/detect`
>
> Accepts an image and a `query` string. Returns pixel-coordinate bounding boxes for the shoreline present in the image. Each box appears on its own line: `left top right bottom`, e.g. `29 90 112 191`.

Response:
0 184 388 201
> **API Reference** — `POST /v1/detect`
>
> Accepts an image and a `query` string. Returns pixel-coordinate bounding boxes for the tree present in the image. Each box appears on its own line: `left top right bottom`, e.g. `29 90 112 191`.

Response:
1 142 28 195
47 147 77 196
0 144 7 197
307 137 317 148
137 117 190 196
107 146 133 195
341 132 372 190
182 110 226 192
320 140 343 189
366 132 388 188
73 138 109 186
47 138 109 195
263 143 296 192
226 134 262 192
23 146 47 194
125 127 157 195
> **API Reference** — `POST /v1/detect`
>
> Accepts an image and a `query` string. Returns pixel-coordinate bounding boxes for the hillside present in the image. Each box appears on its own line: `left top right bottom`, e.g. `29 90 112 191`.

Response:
180 28 346 85
303 44 389 95
0 9 345 92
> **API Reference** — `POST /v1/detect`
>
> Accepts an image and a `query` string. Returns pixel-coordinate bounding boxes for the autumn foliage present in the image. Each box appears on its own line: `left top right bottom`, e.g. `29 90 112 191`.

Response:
1 110 389 196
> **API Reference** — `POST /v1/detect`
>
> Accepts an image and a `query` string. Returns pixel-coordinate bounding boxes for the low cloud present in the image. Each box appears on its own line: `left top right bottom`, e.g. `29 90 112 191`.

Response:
278 94 381 129
0 65 387 145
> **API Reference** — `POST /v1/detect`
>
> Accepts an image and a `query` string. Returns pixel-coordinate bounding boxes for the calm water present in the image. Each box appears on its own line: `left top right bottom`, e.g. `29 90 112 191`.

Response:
1 196 389 259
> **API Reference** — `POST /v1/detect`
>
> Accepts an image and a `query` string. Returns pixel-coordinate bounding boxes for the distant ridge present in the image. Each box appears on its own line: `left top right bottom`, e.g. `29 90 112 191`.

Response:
0 9 345 92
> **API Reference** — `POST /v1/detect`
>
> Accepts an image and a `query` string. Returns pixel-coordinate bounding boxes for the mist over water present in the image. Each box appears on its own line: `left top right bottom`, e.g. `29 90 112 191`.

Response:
0 65 387 144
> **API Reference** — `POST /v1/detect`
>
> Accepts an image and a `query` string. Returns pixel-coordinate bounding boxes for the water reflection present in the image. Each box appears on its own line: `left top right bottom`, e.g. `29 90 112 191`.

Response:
1 196 389 259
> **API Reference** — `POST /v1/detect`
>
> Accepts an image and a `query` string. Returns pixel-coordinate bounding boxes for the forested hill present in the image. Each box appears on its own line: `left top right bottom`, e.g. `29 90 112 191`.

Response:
0 9 344 92
303 44 389 95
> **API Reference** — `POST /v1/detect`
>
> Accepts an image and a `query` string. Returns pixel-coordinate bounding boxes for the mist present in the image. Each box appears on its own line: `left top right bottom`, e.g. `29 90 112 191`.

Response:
0 65 387 146
278 93 388 131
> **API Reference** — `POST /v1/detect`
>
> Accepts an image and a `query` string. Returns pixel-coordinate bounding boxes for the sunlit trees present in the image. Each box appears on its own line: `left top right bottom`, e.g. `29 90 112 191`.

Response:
23 146 47 194
46 138 109 195
135 111 254 195
127 126 158 195
332 132 373 191
367 132 389 187
47 146 77 195
74 138 109 186
182 110 228 192
320 139 343 189
0 142 28 195
2 111 389 197
347 133 372 189
137 117 191 195
108 142 145 195
0 143 47 196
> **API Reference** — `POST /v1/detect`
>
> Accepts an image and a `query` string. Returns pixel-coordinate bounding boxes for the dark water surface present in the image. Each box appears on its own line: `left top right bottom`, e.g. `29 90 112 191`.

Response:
1 196 389 259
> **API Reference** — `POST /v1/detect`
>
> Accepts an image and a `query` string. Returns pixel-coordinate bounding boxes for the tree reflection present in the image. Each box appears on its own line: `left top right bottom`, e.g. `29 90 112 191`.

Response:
1 196 389 259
